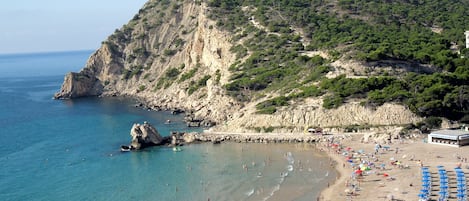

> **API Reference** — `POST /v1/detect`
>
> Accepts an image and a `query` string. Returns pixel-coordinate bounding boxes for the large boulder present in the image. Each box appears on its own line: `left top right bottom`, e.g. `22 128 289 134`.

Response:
130 121 164 149
182 132 197 143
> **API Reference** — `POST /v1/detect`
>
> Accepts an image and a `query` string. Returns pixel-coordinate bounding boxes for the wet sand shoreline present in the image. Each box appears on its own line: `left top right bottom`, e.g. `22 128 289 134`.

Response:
201 131 469 200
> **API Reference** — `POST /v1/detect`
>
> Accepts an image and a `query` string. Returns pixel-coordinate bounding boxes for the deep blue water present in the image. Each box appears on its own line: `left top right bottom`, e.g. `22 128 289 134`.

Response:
0 51 334 201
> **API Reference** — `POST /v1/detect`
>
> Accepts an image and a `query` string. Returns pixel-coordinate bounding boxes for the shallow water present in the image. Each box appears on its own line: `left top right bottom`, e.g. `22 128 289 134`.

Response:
0 51 336 201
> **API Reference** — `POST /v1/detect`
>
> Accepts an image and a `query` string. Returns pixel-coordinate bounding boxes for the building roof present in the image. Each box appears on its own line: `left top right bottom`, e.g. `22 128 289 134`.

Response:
429 129 469 140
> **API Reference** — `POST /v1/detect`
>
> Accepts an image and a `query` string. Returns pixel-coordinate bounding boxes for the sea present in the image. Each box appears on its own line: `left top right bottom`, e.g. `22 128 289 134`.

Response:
0 50 336 201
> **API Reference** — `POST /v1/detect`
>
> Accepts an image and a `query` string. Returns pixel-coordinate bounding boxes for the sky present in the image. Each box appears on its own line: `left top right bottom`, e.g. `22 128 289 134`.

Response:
0 0 147 54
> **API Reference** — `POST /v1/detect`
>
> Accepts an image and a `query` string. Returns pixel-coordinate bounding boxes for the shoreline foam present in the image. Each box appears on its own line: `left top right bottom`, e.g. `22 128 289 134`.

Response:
198 131 469 200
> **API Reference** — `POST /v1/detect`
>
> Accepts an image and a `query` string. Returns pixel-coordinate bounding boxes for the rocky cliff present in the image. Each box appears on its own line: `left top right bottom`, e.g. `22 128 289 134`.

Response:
55 0 422 132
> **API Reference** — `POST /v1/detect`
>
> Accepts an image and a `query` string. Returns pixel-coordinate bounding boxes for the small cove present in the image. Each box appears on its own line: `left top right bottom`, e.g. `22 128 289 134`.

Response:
0 51 336 201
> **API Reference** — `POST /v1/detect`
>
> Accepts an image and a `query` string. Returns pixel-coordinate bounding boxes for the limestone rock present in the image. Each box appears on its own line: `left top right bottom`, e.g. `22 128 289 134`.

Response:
130 121 163 149
53 0 425 132
54 71 103 99
182 132 197 143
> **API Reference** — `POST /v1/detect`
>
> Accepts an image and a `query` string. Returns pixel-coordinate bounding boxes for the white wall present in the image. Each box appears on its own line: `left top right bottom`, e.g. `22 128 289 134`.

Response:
465 31 469 49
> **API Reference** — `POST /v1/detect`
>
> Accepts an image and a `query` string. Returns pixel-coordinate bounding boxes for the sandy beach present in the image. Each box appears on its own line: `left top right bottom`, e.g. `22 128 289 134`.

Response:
319 132 469 201
202 130 469 200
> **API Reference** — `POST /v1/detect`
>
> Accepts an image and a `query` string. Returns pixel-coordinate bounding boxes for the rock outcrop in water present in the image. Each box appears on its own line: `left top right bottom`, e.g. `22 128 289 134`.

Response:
129 121 164 149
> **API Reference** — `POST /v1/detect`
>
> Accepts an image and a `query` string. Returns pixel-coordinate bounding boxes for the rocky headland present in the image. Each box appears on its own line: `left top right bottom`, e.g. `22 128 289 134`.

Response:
54 0 423 133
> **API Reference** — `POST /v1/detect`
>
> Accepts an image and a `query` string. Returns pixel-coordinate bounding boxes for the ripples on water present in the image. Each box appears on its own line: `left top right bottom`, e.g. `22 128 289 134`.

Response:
0 51 336 201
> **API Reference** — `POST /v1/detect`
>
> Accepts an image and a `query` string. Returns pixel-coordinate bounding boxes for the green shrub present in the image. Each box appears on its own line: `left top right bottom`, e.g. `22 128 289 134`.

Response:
137 85 146 92
322 95 344 109
263 126 274 133
215 69 221 84
187 75 212 95
179 68 198 82
256 96 290 113
165 67 180 78
163 49 177 56
423 117 442 129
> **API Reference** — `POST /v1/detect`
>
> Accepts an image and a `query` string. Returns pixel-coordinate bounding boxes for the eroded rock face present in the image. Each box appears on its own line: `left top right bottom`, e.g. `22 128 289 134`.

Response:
130 122 164 149
53 0 425 132
53 71 103 99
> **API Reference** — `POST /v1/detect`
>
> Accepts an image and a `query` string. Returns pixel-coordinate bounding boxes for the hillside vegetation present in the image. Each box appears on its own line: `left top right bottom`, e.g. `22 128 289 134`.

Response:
207 0 469 123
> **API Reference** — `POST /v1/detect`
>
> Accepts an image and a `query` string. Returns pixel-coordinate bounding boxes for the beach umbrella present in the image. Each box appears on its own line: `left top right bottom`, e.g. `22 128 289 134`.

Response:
355 169 363 175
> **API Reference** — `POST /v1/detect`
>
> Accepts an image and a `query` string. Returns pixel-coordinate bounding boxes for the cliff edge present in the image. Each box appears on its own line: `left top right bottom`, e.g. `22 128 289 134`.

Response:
55 0 422 132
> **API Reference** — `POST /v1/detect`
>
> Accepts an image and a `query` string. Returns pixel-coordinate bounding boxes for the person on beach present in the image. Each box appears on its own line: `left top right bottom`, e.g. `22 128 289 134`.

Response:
374 143 380 154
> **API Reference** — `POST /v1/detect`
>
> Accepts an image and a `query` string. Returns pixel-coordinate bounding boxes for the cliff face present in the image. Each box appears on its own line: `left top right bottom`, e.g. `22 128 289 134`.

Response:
54 71 102 99
55 0 242 124
55 0 422 132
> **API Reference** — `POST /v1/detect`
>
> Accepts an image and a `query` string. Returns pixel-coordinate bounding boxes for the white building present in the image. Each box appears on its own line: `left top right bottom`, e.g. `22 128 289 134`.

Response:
466 31 469 48
428 129 469 147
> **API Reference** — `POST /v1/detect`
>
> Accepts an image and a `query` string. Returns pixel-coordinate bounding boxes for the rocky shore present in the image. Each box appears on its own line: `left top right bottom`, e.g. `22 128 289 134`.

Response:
191 131 346 144
123 121 354 151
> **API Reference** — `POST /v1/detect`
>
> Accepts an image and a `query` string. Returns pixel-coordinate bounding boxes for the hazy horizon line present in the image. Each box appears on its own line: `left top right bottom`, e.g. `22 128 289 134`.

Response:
0 49 95 56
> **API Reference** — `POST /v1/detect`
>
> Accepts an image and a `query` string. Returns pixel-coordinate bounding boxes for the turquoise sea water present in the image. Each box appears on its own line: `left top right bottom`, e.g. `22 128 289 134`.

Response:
0 51 335 201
